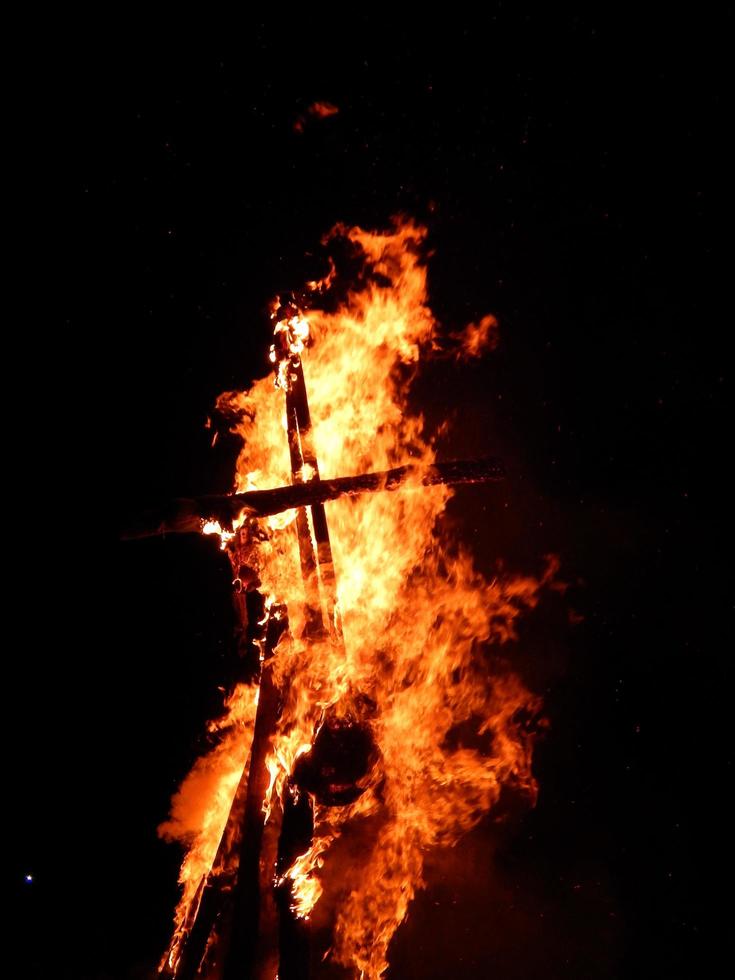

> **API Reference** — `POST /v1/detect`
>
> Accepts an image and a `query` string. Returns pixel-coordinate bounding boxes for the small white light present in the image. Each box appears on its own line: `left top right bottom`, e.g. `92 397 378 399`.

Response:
25 874 33 883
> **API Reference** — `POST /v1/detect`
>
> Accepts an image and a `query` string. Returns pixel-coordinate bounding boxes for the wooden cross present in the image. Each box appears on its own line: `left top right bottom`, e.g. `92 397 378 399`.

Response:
146 300 504 980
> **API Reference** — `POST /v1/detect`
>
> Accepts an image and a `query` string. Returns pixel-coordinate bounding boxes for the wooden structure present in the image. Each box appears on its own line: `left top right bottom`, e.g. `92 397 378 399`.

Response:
147 302 504 978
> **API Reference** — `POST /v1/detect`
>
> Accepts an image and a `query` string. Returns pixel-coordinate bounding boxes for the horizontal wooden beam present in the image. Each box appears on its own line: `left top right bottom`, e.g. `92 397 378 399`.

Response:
122 459 504 540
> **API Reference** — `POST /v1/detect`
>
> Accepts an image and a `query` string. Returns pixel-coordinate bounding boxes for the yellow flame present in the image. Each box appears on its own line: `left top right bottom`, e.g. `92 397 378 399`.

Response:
162 217 553 978
201 519 234 549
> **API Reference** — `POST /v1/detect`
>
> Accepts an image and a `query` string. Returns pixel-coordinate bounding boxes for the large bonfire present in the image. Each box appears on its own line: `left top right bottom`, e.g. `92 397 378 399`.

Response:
158 218 554 978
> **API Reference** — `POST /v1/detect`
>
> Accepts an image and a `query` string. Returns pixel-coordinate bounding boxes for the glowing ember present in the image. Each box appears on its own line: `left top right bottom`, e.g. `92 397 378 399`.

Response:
294 101 340 133
159 217 554 978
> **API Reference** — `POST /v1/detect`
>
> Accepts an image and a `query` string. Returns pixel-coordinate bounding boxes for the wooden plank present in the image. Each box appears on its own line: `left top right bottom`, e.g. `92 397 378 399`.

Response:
122 459 504 539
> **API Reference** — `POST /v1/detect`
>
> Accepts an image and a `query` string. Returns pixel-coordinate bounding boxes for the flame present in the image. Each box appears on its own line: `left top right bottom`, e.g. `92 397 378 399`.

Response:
158 682 258 972
294 100 340 133
310 101 339 120
160 217 553 978
452 312 499 359
279 832 331 918
201 519 234 549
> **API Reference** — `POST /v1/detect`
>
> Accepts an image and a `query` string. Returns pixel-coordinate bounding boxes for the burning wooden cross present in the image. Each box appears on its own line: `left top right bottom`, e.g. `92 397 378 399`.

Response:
150 297 505 980
147 221 547 980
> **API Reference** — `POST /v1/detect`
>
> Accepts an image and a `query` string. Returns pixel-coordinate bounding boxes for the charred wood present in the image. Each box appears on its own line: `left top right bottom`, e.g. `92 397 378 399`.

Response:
122 459 504 539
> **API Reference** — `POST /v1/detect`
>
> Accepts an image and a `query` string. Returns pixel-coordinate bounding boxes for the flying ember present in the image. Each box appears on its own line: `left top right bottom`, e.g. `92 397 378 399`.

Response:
156 218 555 979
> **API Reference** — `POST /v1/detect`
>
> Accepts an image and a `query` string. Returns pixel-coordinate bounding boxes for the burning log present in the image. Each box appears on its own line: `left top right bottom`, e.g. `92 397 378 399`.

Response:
122 458 504 540
276 299 339 644
160 532 282 980
221 601 288 980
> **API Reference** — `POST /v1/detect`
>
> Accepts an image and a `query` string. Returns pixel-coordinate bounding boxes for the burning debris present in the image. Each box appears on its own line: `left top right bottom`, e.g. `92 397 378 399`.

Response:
294 101 340 133
151 219 553 979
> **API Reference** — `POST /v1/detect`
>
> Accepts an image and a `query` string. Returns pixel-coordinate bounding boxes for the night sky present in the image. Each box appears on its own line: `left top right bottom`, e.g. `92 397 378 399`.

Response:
9 13 730 980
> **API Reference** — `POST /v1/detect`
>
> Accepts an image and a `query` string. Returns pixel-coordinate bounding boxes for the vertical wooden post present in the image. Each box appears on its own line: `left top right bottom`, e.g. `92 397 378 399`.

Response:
221 603 288 980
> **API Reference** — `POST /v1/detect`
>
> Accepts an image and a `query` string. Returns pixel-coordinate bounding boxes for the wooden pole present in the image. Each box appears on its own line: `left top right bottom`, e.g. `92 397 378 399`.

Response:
220 603 288 980
122 459 504 540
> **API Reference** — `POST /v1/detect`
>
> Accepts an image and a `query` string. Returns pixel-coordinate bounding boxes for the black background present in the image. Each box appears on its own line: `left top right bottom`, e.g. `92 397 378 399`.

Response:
8 11 731 979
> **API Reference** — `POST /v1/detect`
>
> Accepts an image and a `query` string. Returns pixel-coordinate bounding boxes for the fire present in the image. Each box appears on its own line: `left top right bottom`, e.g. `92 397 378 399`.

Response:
159 217 553 977
158 683 259 971
294 100 340 133
201 519 234 548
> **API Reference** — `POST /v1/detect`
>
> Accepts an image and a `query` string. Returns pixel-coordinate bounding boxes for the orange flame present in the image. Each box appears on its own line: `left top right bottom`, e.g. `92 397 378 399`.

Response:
452 312 499 359
160 217 553 978
294 100 340 132
158 683 258 972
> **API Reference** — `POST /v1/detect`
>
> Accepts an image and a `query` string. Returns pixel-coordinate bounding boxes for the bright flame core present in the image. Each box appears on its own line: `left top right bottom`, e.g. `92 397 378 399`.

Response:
160 218 552 978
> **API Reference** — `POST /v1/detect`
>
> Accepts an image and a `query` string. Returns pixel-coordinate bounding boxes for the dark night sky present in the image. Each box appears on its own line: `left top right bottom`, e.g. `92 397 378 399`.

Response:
7 12 731 980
